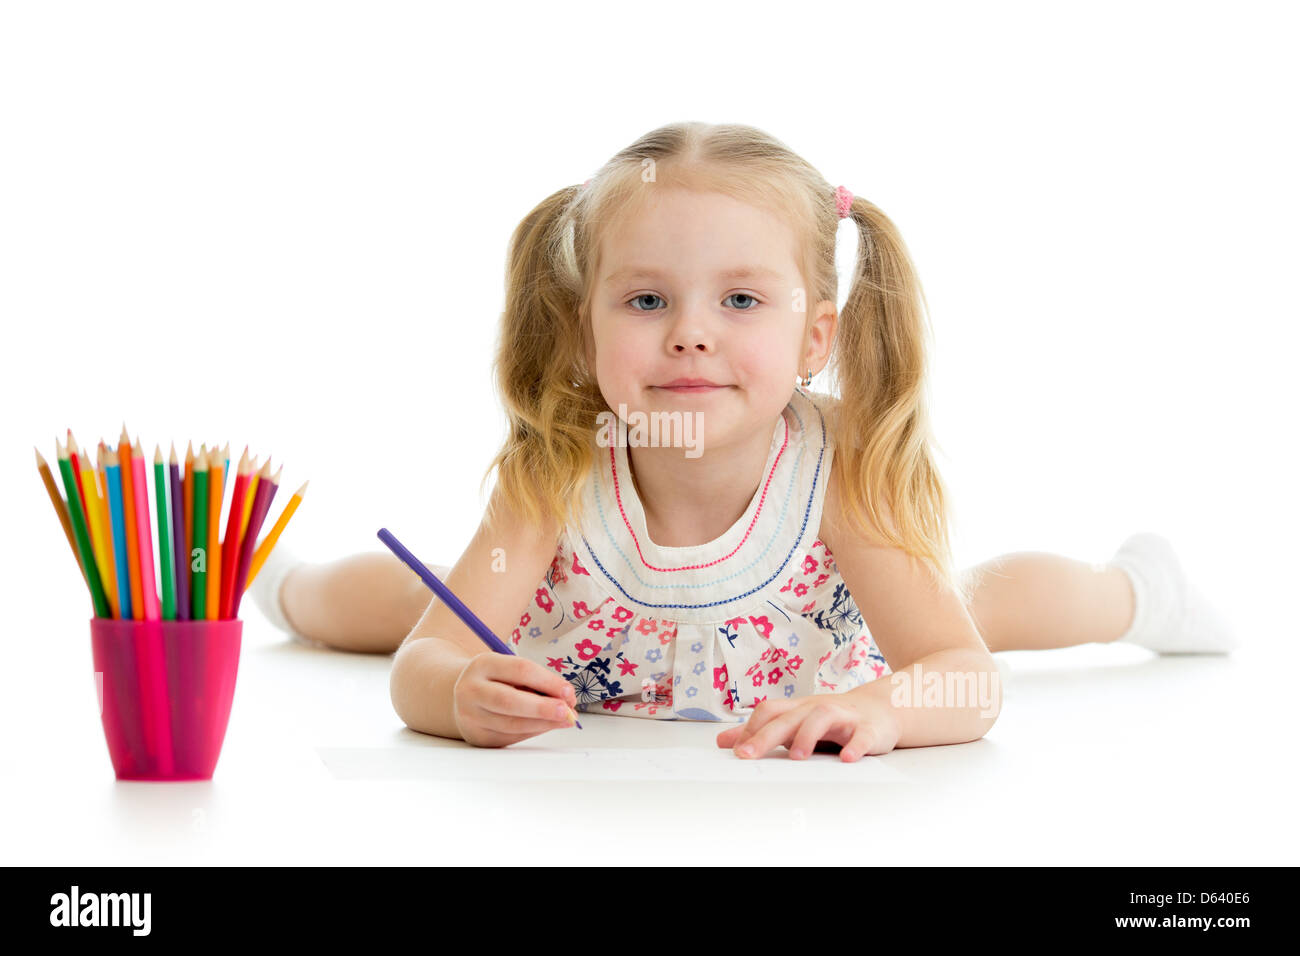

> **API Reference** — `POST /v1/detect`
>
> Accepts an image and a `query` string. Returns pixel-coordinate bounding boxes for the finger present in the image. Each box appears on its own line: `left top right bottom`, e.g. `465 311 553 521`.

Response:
839 724 879 762
787 704 852 760
480 682 578 725
731 700 797 747
716 725 744 746
470 705 574 737
492 655 577 706
734 707 804 759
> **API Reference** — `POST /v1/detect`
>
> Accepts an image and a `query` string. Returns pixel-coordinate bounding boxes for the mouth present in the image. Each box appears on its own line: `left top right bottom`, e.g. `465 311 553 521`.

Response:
653 378 729 394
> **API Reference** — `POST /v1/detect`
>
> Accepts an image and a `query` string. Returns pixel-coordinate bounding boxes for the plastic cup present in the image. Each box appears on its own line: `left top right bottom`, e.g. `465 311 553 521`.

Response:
89 617 242 781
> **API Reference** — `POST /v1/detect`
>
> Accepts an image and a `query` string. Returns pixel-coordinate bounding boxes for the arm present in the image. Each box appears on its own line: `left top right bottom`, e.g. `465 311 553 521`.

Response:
843 647 1000 748
717 471 1001 760
389 485 563 740
821 471 1001 747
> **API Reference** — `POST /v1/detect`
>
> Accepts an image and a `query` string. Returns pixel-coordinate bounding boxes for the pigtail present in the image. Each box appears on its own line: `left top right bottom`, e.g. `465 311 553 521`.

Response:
830 196 970 605
479 185 608 539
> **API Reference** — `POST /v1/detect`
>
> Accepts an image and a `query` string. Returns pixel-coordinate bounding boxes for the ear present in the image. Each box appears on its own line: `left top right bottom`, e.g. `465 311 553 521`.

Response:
802 299 838 373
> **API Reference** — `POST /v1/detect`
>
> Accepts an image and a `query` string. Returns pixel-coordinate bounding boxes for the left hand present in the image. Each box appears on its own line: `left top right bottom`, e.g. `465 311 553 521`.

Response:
716 692 901 762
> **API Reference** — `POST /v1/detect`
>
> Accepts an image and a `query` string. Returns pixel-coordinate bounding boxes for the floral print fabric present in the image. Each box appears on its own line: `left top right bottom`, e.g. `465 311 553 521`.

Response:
507 388 890 722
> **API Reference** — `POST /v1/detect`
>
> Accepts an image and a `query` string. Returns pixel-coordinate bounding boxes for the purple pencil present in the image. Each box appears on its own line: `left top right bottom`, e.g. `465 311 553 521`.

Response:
376 527 582 729
228 460 278 618
169 444 189 621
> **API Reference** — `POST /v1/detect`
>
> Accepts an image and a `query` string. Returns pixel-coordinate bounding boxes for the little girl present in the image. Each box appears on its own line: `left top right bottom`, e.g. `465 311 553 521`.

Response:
250 121 1237 761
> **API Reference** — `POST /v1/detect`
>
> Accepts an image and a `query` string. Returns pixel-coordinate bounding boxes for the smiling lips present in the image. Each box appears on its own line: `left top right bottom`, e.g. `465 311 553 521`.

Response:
655 378 728 393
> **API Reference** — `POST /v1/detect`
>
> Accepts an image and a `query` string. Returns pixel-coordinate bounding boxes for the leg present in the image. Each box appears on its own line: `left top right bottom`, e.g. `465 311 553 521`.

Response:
280 552 449 654
962 552 1136 652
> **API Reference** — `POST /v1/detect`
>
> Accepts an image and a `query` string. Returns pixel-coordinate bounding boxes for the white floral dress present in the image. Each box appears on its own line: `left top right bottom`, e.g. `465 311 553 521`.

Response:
507 387 890 722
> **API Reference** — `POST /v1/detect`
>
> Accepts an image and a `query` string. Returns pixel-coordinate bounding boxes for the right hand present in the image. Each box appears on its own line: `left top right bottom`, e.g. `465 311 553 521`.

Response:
452 653 580 748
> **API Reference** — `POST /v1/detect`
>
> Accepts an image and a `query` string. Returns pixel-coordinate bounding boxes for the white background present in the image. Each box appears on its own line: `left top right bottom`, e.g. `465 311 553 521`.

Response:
2 1 1296 866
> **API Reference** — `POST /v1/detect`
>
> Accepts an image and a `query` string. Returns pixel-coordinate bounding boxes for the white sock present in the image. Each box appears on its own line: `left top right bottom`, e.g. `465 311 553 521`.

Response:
246 540 317 645
1107 532 1239 654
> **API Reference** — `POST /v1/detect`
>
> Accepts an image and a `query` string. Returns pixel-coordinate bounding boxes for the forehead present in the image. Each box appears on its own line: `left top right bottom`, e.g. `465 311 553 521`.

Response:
597 187 798 281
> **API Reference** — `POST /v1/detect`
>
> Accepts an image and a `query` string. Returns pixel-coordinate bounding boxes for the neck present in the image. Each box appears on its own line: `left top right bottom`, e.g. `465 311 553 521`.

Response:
628 419 778 548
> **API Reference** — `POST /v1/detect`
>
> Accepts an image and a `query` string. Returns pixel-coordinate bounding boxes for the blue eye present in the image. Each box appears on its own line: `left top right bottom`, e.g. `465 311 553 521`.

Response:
725 293 760 310
628 293 665 311
626 292 762 312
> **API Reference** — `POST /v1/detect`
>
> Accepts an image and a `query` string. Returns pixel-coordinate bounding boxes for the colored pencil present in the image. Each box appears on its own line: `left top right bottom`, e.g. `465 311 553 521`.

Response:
104 448 134 621
54 439 110 619
221 441 230 488
153 445 175 620
36 446 84 584
240 457 261 538
183 440 194 595
128 437 159 621
90 443 120 619
219 449 251 620
377 527 581 729
229 460 277 618
71 435 113 610
204 445 224 620
118 426 144 620
169 443 189 621
245 480 308 591
191 447 209 620
96 438 108 538
66 430 90 532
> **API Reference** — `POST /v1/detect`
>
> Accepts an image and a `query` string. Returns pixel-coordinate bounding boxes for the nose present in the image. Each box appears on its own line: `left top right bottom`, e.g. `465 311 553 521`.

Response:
666 306 715 354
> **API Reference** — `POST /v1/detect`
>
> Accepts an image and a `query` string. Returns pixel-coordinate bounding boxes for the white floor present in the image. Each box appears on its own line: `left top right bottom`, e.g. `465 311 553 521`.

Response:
4 607 1296 866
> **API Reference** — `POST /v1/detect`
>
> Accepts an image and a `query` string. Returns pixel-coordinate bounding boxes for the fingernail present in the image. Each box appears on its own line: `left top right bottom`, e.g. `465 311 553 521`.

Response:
737 744 753 756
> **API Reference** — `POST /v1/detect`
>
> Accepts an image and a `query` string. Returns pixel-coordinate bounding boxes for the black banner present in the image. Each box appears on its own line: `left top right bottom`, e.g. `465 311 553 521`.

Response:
8 866 1285 941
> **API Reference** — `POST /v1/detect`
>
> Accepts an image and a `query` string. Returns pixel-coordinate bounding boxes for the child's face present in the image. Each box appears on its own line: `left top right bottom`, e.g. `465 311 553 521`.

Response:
588 186 834 452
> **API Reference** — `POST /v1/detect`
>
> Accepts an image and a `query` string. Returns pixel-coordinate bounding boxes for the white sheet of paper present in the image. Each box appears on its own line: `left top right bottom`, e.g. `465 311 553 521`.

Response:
316 745 910 782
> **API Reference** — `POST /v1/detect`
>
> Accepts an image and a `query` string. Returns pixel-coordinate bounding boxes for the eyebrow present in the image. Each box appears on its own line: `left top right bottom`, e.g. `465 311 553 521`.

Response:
603 266 785 285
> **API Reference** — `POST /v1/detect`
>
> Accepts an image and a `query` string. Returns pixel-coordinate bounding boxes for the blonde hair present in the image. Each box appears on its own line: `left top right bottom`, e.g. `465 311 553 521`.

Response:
481 121 971 606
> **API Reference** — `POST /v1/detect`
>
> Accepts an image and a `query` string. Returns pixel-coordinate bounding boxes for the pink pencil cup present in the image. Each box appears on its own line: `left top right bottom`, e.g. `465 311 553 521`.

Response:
89 617 243 781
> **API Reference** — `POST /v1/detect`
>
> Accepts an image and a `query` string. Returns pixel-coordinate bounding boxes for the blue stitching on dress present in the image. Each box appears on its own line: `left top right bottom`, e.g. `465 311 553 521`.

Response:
579 394 827 612
590 440 804 592
589 397 809 592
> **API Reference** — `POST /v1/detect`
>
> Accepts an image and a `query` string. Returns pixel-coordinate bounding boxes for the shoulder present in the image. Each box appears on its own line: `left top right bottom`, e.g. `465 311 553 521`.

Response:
482 480 564 563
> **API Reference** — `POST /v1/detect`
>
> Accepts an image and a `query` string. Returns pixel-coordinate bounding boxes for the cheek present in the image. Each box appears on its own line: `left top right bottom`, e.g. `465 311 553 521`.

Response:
597 336 649 381
728 332 796 382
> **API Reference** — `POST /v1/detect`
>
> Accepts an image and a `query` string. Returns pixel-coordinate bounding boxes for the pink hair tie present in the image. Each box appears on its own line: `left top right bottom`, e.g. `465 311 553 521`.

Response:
835 185 854 219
